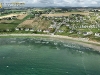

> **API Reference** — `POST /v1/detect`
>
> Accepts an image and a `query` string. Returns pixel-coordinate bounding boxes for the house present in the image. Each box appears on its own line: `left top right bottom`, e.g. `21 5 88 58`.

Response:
30 29 34 31
6 29 10 32
83 31 93 36
25 28 29 31
69 30 74 33
77 31 82 34
43 30 49 33
49 25 56 29
66 24 70 27
37 29 42 32
15 28 19 31
50 33 54 35
95 33 100 37
21 28 24 30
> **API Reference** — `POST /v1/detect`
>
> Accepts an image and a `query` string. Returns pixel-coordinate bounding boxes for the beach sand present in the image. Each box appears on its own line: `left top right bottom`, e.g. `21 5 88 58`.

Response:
0 34 100 52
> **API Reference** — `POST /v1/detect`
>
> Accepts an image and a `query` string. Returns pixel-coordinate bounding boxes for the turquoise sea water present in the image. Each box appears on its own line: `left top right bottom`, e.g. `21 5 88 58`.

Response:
0 38 100 75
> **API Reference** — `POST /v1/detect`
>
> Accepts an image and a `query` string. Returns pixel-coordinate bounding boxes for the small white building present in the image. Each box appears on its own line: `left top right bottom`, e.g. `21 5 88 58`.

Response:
43 30 49 33
37 29 42 32
83 31 93 36
6 29 10 31
21 28 24 30
49 25 56 29
15 28 19 31
25 28 29 31
30 29 34 31
95 33 100 37
69 30 74 33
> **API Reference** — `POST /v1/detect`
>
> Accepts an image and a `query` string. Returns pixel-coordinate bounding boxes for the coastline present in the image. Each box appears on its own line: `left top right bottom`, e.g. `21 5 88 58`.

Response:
0 34 100 52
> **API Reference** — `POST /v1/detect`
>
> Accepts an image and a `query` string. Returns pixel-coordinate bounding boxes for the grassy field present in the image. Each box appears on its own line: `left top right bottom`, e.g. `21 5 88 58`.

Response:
0 23 18 29
41 12 91 17
17 14 27 20
0 14 33 31
77 28 100 33
18 17 51 30
36 19 51 30
18 19 34 28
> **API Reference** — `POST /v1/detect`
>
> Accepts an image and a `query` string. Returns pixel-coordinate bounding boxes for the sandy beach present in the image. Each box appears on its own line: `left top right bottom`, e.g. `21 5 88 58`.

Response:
0 34 100 51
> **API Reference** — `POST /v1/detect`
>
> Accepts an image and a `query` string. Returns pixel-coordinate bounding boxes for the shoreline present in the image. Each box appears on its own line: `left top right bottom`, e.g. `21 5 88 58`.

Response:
0 34 100 52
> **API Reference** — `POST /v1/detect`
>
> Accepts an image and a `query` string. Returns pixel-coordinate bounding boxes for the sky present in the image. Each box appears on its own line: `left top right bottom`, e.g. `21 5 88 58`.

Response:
0 0 100 7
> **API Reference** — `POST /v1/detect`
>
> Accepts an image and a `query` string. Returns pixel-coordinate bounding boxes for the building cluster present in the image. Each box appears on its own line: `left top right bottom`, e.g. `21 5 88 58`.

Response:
0 9 100 37
41 13 100 37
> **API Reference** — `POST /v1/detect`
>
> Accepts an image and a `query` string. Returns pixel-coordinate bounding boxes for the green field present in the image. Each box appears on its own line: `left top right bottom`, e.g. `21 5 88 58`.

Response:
0 14 34 30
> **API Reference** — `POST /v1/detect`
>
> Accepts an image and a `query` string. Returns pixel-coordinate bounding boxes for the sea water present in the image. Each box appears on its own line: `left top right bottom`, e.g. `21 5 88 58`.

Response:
0 38 100 75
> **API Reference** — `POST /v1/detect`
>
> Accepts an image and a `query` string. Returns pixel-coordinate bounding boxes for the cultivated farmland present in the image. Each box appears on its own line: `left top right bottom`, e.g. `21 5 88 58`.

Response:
41 12 91 17
18 19 34 28
17 17 51 30
17 14 27 20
